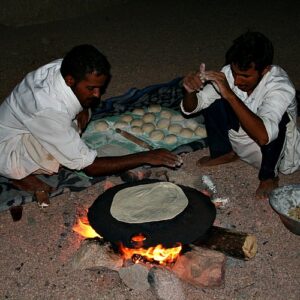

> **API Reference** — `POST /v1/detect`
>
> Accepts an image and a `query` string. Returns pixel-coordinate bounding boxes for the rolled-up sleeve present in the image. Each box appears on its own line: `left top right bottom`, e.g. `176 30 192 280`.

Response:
180 84 222 115
24 108 97 170
257 83 295 144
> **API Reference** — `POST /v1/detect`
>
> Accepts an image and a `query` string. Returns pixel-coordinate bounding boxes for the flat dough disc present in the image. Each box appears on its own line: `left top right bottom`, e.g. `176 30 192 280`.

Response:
110 182 188 223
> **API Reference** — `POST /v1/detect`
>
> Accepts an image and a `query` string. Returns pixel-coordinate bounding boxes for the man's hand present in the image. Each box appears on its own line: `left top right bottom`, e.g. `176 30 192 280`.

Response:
76 109 90 134
144 148 183 168
83 148 183 177
183 63 206 93
202 70 232 99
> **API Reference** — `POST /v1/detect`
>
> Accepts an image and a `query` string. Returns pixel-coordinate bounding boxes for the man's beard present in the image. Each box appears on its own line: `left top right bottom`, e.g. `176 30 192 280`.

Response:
87 97 100 109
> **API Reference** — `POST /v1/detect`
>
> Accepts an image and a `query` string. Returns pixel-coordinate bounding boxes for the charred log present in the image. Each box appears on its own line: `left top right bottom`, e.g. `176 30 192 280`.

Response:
192 226 257 260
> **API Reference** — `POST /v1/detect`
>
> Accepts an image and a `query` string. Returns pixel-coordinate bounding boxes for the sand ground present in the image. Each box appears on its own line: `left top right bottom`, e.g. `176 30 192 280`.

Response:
0 1 299 299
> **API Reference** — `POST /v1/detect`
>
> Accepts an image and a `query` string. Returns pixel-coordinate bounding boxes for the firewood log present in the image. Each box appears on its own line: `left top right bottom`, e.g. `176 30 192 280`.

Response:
192 226 257 260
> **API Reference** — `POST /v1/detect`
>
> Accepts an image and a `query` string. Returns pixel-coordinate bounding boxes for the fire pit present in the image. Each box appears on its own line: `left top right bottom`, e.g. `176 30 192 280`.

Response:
87 179 216 259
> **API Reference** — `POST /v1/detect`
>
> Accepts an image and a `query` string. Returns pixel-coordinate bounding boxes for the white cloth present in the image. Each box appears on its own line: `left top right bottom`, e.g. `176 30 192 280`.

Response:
181 65 300 174
0 59 97 179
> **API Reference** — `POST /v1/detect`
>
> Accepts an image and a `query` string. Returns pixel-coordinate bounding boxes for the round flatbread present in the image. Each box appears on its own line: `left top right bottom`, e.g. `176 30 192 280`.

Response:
110 182 188 223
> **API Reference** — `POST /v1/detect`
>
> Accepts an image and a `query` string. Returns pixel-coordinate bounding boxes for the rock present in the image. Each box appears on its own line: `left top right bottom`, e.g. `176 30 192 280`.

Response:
71 239 123 271
148 266 185 300
172 246 226 288
118 263 150 291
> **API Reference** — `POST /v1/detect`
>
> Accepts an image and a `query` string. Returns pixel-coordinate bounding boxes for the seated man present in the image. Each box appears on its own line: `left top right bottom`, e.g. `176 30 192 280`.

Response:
0 44 182 202
181 31 300 200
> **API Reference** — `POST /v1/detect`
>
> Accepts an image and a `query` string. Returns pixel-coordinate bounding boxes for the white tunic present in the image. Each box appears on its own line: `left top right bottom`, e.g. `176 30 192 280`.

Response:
0 59 97 179
181 65 300 174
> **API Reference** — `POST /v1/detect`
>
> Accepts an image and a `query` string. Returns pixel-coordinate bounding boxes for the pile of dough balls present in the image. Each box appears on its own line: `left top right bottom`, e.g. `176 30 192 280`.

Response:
94 104 207 144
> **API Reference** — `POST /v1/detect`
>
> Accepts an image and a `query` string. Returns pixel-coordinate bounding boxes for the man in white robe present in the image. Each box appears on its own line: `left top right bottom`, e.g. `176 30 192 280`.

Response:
181 31 300 200
0 45 182 203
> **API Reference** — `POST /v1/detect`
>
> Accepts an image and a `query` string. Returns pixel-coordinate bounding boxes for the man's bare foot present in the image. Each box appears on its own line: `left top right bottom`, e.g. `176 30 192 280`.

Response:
197 151 238 167
10 175 53 193
255 177 279 200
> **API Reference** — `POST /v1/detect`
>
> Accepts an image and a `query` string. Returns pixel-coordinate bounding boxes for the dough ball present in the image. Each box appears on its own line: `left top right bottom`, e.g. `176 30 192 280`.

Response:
94 120 109 132
114 121 128 129
130 118 143 127
142 122 155 133
185 119 199 130
195 126 207 137
120 114 133 123
168 123 183 134
131 126 143 134
160 110 173 119
142 112 156 123
132 108 145 116
164 134 178 144
179 128 194 138
149 129 165 141
171 114 184 122
148 104 161 113
157 118 170 129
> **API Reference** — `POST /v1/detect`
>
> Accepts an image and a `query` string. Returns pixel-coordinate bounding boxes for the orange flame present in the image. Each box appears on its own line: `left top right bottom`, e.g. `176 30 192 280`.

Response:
72 216 101 239
73 217 182 264
120 243 182 265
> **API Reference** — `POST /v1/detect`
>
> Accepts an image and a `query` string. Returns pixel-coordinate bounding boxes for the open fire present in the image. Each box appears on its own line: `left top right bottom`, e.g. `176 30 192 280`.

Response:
73 216 182 265
120 242 182 265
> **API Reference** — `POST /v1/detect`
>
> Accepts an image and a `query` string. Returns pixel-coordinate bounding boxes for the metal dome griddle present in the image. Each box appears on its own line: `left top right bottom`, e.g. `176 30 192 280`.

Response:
88 179 216 248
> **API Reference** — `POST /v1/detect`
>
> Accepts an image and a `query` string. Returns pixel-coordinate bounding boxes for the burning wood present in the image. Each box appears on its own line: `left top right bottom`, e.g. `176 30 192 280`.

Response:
119 243 182 265
73 216 182 264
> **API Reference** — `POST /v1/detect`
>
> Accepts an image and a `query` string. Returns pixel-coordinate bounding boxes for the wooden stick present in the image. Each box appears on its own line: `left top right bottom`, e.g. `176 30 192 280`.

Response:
192 226 257 260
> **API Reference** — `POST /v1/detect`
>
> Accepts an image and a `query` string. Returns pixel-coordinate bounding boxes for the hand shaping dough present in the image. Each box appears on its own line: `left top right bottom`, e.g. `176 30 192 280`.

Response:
114 121 128 129
160 110 173 119
94 120 109 131
130 118 143 127
132 108 145 116
195 126 207 137
149 129 165 141
148 104 161 113
164 134 178 144
142 112 156 123
179 128 194 138
142 122 155 133
120 114 133 123
157 118 170 129
168 123 183 134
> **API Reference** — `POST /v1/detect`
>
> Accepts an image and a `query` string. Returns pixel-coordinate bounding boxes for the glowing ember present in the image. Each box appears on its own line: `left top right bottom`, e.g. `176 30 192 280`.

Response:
120 243 182 265
72 216 101 239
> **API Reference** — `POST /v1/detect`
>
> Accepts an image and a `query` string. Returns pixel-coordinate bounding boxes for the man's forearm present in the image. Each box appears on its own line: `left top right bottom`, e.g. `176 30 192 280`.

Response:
225 93 269 145
182 91 198 112
83 152 148 177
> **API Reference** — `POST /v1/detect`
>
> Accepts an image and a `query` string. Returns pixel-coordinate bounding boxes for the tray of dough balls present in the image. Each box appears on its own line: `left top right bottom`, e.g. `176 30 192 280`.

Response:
82 104 207 156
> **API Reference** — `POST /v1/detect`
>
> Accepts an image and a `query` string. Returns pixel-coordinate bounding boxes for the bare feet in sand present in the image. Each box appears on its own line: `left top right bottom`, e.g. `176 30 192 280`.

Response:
11 175 53 193
11 175 54 207
255 177 279 200
197 151 239 167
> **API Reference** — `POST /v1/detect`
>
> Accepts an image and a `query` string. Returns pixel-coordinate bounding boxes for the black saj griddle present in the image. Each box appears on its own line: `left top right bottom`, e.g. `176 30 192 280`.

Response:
88 179 216 248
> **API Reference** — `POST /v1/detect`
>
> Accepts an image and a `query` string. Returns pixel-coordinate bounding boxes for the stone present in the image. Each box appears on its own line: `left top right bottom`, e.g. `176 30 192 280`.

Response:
118 263 150 292
71 239 123 271
171 246 226 288
148 266 185 300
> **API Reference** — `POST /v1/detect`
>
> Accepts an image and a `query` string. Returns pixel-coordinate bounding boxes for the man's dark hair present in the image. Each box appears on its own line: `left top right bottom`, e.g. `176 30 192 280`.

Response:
60 44 111 81
225 31 274 72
